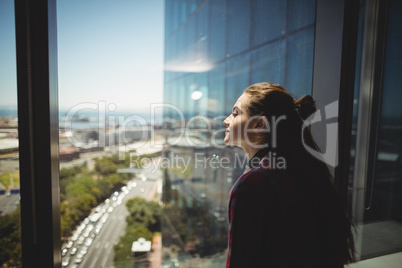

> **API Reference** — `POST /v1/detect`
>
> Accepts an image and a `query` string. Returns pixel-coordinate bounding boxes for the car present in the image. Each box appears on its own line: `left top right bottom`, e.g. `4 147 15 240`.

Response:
74 255 83 264
61 257 70 267
84 237 93 247
76 253 84 259
80 246 89 255
100 214 109 223
65 241 73 249
217 216 225 222
83 224 94 237
71 234 79 241
70 247 77 255
77 236 85 245
215 206 225 213
71 233 79 241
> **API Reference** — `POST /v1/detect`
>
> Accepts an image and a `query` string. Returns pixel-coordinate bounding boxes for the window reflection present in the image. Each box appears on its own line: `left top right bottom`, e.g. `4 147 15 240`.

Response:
57 0 317 266
360 0 402 258
350 0 402 260
163 0 316 265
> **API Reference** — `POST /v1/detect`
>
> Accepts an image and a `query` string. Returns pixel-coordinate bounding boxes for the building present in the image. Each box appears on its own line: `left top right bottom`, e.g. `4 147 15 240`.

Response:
162 0 402 266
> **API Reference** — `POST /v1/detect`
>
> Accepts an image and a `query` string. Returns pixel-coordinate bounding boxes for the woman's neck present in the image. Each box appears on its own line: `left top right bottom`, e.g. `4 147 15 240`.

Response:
242 144 262 161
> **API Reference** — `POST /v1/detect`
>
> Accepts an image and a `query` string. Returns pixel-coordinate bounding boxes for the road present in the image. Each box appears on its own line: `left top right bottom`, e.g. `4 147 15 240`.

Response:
0 193 19 215
60 150 106 170
0 158 20 215
62 167 161 268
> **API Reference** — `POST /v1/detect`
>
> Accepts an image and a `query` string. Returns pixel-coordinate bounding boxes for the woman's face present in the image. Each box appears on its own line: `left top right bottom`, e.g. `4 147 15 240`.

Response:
223 94 251 148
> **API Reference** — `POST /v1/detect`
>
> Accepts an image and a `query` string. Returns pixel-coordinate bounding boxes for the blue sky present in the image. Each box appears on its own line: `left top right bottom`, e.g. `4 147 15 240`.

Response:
0 0 164 113
0 0 17 109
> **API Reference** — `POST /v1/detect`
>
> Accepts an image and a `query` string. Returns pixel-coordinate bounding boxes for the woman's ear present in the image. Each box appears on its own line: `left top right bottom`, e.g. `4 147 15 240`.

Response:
255 116 269 130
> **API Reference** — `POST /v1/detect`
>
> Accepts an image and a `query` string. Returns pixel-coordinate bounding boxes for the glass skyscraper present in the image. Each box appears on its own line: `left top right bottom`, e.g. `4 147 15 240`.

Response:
163 0 316 121
162 0 318 265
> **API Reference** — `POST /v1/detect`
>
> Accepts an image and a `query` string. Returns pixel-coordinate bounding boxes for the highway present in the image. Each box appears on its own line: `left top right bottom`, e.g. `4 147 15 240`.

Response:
0 158 20 216
0 193 19 215
61 167 161 268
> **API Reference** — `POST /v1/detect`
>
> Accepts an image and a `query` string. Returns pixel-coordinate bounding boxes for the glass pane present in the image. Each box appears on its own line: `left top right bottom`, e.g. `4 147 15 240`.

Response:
288 0 316 32
227 0 251 56
0 0 21 267
226 54 250 113
58 0 316 267
361 0 402 258
210 0 226 63
286 27 315 97
163 0 316 266
57 1 165 267
251 0 286 47
351 0 402 260
250 40 286 86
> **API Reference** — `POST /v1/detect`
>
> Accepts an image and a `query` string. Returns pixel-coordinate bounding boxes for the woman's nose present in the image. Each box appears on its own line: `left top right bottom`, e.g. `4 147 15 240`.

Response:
223 115 231 126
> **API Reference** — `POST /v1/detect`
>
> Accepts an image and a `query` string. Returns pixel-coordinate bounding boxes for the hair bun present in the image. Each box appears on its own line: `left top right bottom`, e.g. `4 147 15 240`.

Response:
294 95 316 120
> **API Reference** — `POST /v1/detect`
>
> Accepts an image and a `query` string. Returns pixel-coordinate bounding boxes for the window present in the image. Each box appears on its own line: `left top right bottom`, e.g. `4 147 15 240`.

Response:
8 0 402 266
350 0 402 260
163 0 316 265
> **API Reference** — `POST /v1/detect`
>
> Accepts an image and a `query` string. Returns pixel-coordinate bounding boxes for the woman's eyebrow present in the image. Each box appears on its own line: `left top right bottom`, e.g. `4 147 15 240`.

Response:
232 106 241 113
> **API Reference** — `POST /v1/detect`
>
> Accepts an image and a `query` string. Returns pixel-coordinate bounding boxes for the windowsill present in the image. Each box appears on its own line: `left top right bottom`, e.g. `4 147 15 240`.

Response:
347 252 402 268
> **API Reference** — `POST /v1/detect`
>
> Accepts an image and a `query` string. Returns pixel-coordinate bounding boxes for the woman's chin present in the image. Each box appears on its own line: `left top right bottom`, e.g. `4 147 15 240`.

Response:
224 136 230 145
224 136 235 146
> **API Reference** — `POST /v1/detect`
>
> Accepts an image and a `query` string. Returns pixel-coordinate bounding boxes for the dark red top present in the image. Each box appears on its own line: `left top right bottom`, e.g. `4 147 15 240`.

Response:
226 151 342 268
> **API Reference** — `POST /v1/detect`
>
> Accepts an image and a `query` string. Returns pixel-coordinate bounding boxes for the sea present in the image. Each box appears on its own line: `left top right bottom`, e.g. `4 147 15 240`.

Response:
0 108 163 130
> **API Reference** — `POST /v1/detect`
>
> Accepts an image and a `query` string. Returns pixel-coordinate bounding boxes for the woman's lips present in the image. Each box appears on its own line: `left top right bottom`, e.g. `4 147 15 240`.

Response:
225 129 229 135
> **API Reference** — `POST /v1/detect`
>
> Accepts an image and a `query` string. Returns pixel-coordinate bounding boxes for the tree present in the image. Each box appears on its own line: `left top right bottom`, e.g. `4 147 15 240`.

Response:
95 156 118 175
114 197 160 267
162 168 172 204
126 197 161 232
114 226 153 268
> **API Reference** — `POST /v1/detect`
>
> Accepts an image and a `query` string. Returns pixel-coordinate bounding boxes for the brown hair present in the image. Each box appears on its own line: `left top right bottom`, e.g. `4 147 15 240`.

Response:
244 82 315 120
243 82 356 265
244 82 317 149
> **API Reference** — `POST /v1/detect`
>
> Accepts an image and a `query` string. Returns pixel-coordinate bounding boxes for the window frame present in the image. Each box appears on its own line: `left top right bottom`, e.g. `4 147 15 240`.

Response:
13 0 365 266
15 0 61 267
312 0 360 200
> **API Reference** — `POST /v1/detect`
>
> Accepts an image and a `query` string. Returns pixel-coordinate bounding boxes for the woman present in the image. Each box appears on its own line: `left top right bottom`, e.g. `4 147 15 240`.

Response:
223 82 355 268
